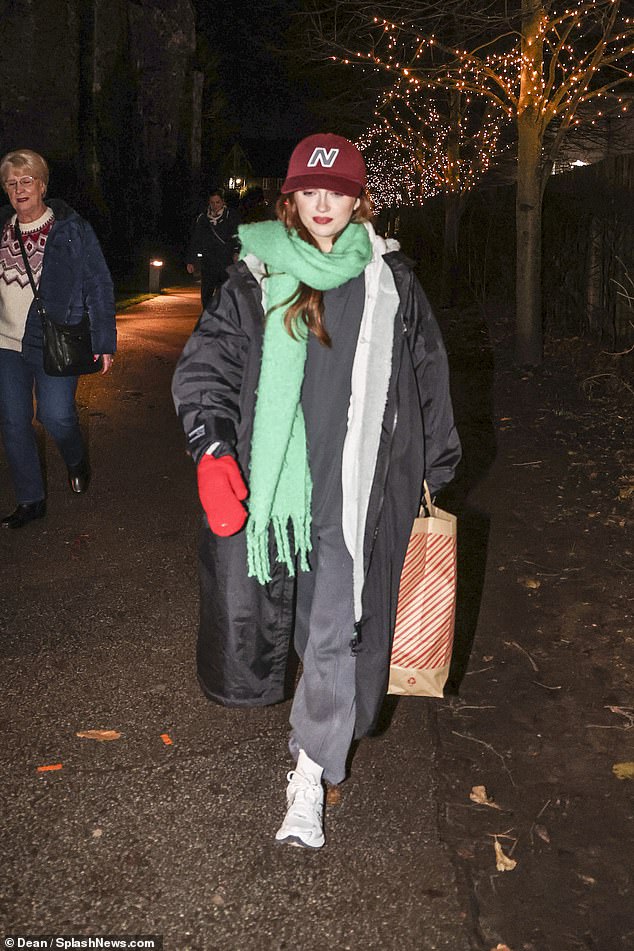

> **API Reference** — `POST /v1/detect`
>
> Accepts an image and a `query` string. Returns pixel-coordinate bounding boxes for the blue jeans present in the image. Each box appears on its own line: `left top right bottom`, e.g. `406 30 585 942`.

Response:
0 345 85 504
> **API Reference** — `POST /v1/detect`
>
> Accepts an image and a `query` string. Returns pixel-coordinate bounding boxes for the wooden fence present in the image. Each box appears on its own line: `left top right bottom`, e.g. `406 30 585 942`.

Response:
543 154 634 349
385 152 634 350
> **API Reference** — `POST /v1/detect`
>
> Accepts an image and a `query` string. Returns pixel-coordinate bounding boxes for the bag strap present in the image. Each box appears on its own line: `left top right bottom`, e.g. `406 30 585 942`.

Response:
419 481 434 518
210 227 228 247
14 222 46 321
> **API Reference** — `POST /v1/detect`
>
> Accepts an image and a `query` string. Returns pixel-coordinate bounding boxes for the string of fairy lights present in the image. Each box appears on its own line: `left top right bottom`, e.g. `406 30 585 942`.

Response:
358 91 508 208
337 0 634 208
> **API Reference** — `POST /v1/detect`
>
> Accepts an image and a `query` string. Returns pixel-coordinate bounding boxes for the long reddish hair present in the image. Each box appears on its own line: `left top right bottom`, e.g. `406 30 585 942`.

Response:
273 191 373 346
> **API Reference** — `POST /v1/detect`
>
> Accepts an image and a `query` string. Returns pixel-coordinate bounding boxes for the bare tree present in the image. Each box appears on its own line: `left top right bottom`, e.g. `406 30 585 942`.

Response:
305 0 634 363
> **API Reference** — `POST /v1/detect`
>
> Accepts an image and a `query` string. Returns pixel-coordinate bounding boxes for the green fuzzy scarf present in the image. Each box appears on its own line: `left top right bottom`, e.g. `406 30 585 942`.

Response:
238 219 372 584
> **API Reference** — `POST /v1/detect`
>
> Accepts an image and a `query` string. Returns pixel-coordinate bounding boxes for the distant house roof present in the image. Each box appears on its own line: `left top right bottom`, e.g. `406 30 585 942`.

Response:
221 143 253 180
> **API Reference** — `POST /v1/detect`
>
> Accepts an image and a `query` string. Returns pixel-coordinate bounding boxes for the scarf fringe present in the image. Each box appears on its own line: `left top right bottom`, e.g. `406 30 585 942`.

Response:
246 522 272 585
246 514 312 585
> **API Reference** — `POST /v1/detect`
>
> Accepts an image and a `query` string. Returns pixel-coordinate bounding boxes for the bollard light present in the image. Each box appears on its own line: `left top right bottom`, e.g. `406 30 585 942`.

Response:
149 258 164 293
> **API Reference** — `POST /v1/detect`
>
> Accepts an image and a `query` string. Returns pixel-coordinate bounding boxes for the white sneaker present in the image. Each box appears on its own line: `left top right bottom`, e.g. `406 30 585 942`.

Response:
275 769 325 849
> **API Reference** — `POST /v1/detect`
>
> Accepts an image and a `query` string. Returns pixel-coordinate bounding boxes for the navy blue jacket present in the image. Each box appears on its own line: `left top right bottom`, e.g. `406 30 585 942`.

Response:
0 199 116 354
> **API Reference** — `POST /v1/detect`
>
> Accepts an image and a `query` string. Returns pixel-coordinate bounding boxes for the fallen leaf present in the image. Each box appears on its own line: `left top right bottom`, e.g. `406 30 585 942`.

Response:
326 784 342 806
494 839 517 872
518 576 541 589
534 823 550 844
470 785 502 810
613 761 634 780
76 729 122 742
457 847 475 859
578 873 597 886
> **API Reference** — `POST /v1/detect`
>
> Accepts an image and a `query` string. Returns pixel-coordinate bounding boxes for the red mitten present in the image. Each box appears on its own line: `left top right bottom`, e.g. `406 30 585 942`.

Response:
196 454 248 536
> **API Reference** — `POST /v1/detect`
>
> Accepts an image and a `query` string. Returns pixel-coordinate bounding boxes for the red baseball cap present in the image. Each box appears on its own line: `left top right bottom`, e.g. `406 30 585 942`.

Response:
281 133 367 198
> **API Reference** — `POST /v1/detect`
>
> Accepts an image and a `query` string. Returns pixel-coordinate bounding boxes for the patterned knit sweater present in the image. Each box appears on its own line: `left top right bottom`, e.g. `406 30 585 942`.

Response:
0 207 55 351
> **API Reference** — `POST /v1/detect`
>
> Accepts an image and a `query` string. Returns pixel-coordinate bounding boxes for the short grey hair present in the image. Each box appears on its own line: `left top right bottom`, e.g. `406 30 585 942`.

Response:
0 149 49 191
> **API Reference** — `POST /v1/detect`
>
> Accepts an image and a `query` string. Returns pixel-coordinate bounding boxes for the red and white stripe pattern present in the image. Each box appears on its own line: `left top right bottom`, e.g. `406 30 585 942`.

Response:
392 531 457 671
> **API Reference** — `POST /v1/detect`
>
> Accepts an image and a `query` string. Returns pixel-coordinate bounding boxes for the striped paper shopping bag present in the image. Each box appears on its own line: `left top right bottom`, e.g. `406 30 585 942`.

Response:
388 491 457 697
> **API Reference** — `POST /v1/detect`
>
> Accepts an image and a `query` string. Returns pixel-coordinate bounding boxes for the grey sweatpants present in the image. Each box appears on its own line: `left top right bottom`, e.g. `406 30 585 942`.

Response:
289 523 357 785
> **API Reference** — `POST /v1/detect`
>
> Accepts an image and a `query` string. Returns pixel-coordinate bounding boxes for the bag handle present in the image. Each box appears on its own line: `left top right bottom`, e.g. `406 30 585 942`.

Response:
14 222 47 323
419 481 434 518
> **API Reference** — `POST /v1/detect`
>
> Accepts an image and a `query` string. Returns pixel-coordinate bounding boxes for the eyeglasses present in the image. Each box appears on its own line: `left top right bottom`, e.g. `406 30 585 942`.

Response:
4 176 36 191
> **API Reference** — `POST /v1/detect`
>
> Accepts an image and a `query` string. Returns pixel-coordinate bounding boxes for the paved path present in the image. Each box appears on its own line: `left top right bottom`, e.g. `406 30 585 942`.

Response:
0 289 470 951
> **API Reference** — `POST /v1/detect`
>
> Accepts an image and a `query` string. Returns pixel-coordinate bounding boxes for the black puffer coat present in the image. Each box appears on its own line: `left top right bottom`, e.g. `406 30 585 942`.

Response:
172 251 461 737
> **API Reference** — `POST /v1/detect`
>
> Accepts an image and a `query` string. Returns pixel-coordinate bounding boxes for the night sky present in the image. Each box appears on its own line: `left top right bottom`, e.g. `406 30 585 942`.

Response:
195 0 319 140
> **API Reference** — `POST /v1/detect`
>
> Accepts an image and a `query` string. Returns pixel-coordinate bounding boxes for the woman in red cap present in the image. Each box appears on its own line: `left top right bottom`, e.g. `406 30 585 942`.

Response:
172 133 461 849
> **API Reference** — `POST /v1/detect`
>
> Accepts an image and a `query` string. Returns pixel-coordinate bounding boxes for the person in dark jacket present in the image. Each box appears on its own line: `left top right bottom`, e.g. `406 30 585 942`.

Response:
238 186 273 224
0 149 116 529
172 134 461 849
186 189 240 308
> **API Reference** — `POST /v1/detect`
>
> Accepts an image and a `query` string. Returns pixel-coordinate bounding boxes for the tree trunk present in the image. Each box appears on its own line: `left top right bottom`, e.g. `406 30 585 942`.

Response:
515 0 545 365
515 115 543 364
443 191 462 307
77 0 104 219
442 90 462 306
585 214 603 338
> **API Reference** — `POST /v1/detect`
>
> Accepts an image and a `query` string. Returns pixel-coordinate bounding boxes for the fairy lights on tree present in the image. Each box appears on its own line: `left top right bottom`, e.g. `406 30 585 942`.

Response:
309 0 634 363
357 90 507 209
357 85 510 303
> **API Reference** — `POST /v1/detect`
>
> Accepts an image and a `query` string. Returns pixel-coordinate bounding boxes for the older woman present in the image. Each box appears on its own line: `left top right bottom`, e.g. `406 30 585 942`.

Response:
0 149 116 528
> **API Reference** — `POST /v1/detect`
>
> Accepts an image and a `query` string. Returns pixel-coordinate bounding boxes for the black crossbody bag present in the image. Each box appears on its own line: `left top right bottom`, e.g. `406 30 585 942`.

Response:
15 222 102 377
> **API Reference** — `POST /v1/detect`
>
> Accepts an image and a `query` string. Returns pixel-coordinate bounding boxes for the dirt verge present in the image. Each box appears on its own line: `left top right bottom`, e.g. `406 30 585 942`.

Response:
435 304 634 951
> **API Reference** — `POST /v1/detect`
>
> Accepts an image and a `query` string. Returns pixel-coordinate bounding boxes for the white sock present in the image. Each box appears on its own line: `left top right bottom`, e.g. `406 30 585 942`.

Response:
296 749 323 783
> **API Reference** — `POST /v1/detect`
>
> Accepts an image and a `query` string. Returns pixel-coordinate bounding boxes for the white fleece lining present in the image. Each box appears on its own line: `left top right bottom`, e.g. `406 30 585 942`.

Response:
243 253 268 307
342 223 400 621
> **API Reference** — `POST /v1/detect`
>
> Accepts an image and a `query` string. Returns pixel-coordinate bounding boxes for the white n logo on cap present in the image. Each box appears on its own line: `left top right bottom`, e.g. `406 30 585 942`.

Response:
307 147 340 168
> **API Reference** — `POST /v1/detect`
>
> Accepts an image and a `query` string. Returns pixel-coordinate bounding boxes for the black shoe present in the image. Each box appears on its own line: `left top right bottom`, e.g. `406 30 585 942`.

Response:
1 500 47 529
68 458 91 494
